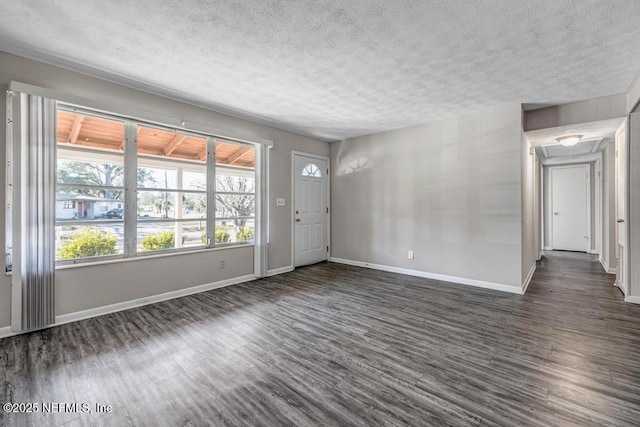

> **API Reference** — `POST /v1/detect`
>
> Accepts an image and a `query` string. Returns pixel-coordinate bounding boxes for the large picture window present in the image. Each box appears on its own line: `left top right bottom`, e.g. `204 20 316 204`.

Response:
54 105 257 264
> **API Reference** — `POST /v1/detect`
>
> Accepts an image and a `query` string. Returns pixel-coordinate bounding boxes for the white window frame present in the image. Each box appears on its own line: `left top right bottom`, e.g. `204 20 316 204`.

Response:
7 81 271 277
53 103 261 264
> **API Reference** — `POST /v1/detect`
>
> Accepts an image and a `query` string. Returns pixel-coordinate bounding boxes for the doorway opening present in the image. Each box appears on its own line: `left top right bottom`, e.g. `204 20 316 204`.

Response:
526 117 626 298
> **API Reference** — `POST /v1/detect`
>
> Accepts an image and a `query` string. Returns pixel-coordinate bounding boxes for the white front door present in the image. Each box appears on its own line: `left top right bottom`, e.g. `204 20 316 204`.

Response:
551 165 590 252
615 122 627 293
294 154 328 267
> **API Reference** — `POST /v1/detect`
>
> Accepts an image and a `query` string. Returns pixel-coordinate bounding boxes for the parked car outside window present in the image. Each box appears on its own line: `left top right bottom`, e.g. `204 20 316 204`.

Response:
106 208 123 219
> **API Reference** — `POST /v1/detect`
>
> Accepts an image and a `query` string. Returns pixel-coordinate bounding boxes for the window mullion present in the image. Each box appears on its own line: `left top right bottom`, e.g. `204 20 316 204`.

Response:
206 137 216 247
123 120 138 257
254 144 267 277
175 167 183 248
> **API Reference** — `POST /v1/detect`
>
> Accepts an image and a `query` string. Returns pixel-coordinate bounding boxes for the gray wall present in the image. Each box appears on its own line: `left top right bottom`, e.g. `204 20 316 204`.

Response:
331 103 524 289
602 141 616 271
521 131 536 281
525 94 626 131
0 51 329 328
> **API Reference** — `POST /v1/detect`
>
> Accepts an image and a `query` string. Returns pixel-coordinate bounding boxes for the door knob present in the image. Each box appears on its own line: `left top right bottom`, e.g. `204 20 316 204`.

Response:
554 212 560 216
295 218 301 222
617 219 625 223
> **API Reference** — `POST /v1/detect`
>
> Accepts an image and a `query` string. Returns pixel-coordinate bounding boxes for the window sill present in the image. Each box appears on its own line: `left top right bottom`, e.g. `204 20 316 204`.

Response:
54 243 254 271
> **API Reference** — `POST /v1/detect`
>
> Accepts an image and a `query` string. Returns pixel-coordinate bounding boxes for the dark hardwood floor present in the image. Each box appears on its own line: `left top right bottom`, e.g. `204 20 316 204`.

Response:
2 251 640 426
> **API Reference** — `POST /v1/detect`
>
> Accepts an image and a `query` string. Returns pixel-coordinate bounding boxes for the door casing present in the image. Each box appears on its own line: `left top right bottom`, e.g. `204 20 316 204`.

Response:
548 164 591 252
615 121 628 294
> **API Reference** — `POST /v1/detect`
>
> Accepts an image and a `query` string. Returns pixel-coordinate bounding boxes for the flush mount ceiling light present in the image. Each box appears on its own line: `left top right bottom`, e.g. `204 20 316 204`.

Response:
556 135 582 147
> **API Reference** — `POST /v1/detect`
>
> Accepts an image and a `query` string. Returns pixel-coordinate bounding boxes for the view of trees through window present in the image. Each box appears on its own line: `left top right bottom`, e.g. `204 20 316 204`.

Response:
55 108 256 262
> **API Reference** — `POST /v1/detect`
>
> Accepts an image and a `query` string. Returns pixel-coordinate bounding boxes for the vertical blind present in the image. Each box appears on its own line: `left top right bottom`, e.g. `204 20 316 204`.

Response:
7 91 56 331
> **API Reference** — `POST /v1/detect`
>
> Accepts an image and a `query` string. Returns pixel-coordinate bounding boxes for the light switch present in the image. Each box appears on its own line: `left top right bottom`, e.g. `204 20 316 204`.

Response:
276 198 286 206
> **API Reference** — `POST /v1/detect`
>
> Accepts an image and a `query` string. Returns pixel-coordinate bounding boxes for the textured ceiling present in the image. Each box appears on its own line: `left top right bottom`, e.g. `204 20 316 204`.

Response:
1 1 639 141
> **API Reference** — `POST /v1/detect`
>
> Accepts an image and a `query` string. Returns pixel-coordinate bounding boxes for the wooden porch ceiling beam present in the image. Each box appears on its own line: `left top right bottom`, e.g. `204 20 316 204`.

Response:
163 134 187 156
68 114 85 144
196 147 207 161
226 146 251 165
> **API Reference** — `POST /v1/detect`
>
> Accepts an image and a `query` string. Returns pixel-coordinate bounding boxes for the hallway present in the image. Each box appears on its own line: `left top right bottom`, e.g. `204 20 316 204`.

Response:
529 250 620 300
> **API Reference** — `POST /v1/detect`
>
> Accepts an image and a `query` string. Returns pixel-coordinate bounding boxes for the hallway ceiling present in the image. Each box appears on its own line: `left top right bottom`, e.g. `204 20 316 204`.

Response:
527 117 624 160
1 1 639 141
525 118 624 148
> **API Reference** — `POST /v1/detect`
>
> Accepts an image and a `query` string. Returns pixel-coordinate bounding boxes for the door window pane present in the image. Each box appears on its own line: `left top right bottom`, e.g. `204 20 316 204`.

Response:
302 163 322 178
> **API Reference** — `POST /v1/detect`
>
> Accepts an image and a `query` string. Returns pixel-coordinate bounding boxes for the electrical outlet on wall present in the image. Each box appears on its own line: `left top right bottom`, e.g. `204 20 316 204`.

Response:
276 198 286 206
408 250 414 260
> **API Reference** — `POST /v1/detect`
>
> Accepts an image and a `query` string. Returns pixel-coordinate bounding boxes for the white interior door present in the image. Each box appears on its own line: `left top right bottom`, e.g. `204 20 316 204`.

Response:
551 165 590 252
294 154 328 267
615 123 627 292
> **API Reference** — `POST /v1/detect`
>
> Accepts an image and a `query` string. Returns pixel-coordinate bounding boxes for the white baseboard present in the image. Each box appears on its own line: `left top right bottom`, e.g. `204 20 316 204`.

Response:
543 246 552 251
0 274 256 340
329 257 522 295
615 281 628 296
625 295 640 304
589 249 599 255
522 264 536 294
537 251 543 260
55 274 256 326
599 256 616 275
266 266 294 277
